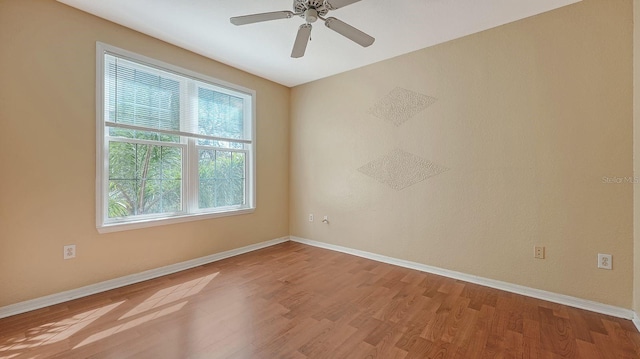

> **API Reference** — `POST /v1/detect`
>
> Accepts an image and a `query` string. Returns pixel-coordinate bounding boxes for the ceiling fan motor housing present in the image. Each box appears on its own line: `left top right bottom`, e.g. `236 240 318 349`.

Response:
294 0 329 18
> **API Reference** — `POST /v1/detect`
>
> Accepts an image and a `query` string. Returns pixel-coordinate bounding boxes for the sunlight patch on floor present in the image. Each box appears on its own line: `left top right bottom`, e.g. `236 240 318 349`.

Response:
119 272 218 320
73 300 188 349
0 301 123 352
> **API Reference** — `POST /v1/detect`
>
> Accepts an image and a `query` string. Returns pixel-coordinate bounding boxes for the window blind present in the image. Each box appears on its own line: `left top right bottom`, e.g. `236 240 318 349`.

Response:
104 54 252 145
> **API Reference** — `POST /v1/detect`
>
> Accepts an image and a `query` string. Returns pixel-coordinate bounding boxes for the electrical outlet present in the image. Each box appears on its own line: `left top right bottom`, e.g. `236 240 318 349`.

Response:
309 214 314 222
534 246 545 259
64 245 76 260
598 254 612 270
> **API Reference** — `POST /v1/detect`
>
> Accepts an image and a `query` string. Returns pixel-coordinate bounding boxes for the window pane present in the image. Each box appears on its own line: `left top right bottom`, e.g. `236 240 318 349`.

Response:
198 150 245 209
108 180 137 218
197 87 244 148
108 142 182 218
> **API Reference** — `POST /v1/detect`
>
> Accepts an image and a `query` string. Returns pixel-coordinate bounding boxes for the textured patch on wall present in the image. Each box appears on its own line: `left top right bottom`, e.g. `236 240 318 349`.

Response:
357 149 449 190
368 87 437 126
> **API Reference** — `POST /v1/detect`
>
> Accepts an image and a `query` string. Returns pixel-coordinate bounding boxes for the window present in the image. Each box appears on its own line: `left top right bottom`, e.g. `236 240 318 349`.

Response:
96 43 255 233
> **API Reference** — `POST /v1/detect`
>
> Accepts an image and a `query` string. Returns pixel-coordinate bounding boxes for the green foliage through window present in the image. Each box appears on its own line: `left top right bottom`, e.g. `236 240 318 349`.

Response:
108 142 182 218
198 150 245 208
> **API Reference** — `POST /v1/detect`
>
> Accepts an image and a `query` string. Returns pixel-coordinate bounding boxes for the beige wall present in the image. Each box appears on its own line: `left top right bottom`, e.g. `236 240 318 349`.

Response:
0 0 290 307
291 0 633 307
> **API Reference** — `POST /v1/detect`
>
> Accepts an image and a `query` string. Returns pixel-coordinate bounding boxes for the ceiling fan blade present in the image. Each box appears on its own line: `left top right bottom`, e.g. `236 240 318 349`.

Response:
324 17 375 47
230 11 294 26
291 24 312 58
325 0 361 10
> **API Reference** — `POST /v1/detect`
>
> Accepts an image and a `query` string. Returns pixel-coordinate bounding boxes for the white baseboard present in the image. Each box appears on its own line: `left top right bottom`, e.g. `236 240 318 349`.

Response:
633 313 640 332
290 236 635 320
0 236 289 319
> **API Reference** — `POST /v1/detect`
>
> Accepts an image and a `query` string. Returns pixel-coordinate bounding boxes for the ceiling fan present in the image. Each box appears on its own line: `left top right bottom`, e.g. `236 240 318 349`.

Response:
230 0 375 58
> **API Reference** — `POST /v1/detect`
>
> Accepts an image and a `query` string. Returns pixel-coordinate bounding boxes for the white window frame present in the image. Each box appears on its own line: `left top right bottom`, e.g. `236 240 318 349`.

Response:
96 42 256 233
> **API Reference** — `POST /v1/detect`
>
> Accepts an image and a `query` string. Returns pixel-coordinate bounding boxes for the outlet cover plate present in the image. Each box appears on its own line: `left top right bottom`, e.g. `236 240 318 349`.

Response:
597 253 612 270
64 245 76 260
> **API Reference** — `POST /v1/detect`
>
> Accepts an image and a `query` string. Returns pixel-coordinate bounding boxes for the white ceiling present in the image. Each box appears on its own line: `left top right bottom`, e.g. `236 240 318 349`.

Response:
57 0 581 87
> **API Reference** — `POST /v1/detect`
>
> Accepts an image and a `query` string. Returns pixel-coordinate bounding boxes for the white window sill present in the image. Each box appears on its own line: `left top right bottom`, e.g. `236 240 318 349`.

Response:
97 208 255 234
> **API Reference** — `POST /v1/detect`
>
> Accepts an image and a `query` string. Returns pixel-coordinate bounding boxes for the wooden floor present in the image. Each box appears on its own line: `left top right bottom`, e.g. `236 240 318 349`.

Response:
0 242 638 359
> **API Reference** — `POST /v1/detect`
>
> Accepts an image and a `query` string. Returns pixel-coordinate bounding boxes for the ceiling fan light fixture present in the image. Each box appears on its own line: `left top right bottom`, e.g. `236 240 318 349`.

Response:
304 8 318 23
